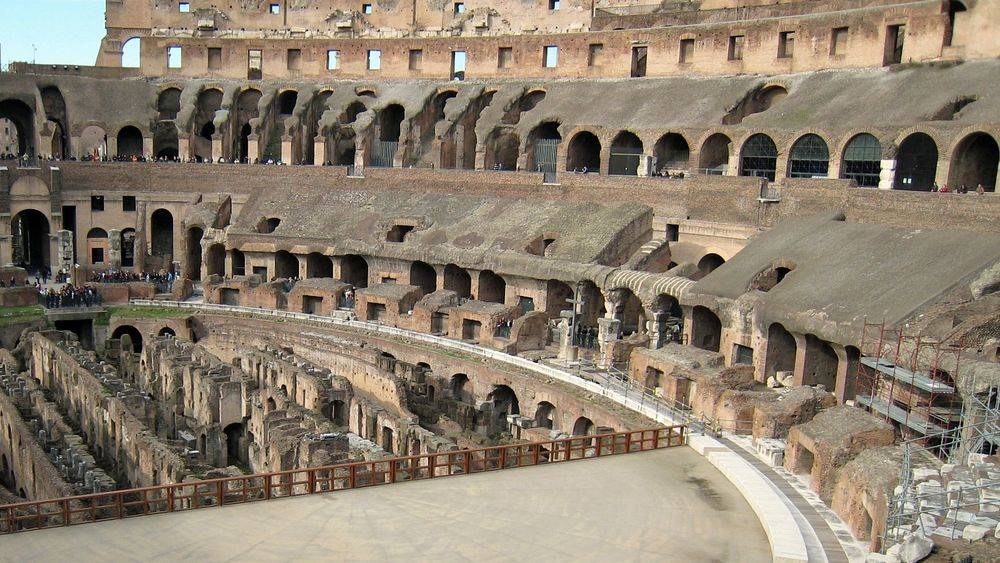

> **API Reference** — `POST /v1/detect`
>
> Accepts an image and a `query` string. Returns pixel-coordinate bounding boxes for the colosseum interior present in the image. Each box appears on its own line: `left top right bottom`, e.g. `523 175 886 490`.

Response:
0 0 999 561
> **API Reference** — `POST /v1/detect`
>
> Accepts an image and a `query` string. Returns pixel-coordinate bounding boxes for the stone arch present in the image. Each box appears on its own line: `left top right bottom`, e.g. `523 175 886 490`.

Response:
206 243 226 277
153 122 179 159
565 130 601 172
451 373 472 403
40 86 69 158
11 209 50 273
894 132 938 191
274 250 298 279
723 84 788 125
610 288 645 335
158 327 176 337
306 252 333 278
740 133 778 181
690 306 721 352
609 130 643 176
653 132 690 174
150 208 174 262
526 121 561 173
79 124 108 159
787 133 830 178
112 325 144 353
545 279 574 317
340 254 369 288
948 131 998 191
234 88 262 161
410 261 437 294
765 323 796 379
443 264 471 298
802 334 838 391
484 128 519 171
157 88 182 120
698 132 731 174
278 90 298 115
116 125 144 158
534 401 556 430
0 99 34 157
572 416 594 436
840 133 882 187
696 253 725 278
377 103 404 142
502 89 546 125
478 270 506 303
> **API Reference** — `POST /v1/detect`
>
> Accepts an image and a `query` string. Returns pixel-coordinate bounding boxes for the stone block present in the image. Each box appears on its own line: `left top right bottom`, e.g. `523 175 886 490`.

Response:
962 524 989 541
898 533 933 563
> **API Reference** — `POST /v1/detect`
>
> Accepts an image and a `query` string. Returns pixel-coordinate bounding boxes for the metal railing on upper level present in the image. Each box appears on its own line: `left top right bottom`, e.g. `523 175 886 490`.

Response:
0 426 684 535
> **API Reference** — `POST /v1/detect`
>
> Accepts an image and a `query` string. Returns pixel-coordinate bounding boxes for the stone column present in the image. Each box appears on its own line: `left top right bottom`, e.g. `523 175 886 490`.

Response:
247 134 260 163
878 158 896 190
281 135 293 164
637 154 652 177
791 332 809 387
108 228 122 268
313 136 326 166
55 230 74 274
211 135 223 162
107 136 119 159
143 137 154 160
178 136 191 161
647 310 667 350
597 317 622 368
557 314 578 362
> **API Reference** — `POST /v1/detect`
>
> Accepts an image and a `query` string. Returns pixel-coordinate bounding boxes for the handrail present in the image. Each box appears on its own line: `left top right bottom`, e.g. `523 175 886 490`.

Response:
0 426 684 534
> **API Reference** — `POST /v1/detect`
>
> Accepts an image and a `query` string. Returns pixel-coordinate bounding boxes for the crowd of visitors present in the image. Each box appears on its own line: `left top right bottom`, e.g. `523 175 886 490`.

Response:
931 183 988 194
91 268 175 292
41 284 103 309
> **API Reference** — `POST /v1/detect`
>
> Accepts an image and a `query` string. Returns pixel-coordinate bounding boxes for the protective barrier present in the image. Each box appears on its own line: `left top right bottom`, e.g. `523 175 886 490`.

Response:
0 426 684 534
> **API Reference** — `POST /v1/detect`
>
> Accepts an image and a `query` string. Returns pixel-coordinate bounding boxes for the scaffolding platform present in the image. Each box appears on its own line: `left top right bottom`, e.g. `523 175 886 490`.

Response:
860 356 955 393
855 394 948 435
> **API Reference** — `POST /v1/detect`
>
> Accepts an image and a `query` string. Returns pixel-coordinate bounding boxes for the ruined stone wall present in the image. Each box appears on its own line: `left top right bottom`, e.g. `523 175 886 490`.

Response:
27 331 194 487
0 381 76 501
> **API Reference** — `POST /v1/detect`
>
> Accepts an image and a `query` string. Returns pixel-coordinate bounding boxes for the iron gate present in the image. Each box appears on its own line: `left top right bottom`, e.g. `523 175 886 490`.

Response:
534 138 559 173
370 141 399 168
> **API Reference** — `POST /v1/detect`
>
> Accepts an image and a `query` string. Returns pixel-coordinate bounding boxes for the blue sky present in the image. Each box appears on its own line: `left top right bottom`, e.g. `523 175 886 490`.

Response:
0 1 124 69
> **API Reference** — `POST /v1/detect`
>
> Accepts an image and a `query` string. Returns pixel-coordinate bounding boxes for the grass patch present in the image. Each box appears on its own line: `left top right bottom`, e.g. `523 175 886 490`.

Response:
96 305 192 326
0 306 46 327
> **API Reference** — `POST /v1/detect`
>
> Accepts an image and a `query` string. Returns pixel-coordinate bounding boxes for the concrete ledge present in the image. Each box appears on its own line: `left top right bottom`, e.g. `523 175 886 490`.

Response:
689 435 810 563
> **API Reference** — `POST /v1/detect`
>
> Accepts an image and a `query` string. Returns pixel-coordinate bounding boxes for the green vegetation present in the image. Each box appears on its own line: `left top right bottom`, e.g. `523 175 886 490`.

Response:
95 305 192 326
0 306 46 327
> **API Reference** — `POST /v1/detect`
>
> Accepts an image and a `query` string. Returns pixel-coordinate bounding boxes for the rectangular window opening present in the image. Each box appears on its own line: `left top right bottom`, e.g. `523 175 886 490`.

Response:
543 46 558 68
122 196 136 212
454 2 465 14
367 49 381 70
179 2 190 13
885 24 905 65
408 49 423 71
778 31 794 59
549 0 560 9
362 3 373 14
167 46 183 69
631 45 647 77
327 49 340 70
91 195 104 211
248 49 263 80
269 3 281 14
728 35 744 61
498 47 513 69
451 50 466 80
287 48 302 71
831 27 849 56
679 38 694 63
208 47 222 70
588 43 603 67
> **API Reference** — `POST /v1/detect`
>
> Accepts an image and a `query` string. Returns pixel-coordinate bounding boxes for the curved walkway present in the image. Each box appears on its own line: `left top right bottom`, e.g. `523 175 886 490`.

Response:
127 300 863 561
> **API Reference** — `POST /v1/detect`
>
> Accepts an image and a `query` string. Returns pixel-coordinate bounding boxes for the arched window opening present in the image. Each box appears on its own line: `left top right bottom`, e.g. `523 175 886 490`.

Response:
443 264 471 298
378 104 404 142
654 133 690 175
478 270 506 303
11 209 51 274
117 126 143 158
565 131 600 173
528 121 561 173
278 91 298 115
451 373 471 403
691 306 722 353
788 134 829 178
696 253 725 279
410 261 437 295
949 132 998 192
572 416 594 436
112 325 144 353
150 209 174 261
841 134 882 187
274 250 298 280
157 88 182 120
340 254 369 288
545 279 574 317
609 131 643 176
740 134 778 181
0 99 35 157
894 133 938 191
306 253 333 278
699 133 731 175
534 402 556 430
